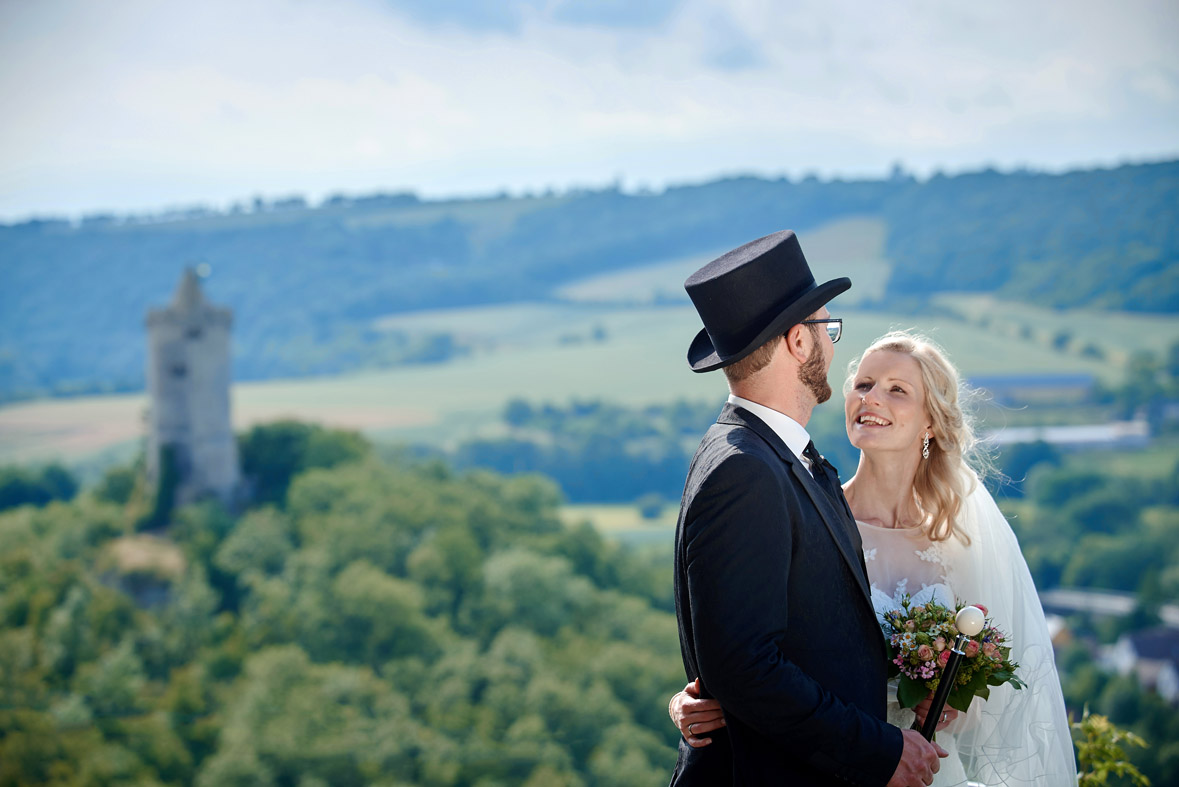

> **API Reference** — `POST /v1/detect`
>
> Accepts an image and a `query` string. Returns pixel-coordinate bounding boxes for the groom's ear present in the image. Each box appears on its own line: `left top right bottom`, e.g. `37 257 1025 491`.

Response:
783 324 811 363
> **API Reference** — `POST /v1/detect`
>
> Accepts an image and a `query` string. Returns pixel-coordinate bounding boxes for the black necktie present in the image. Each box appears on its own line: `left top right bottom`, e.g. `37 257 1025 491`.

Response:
803 442 871 594
803 441 843 503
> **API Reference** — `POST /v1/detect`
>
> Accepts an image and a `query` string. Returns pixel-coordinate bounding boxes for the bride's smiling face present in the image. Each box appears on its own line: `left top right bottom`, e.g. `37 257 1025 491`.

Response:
845 350 932 455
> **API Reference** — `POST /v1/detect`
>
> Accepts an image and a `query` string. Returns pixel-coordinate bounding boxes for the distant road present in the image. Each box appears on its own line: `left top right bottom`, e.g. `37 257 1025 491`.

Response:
1041 587 1179 627
985 420 1150 449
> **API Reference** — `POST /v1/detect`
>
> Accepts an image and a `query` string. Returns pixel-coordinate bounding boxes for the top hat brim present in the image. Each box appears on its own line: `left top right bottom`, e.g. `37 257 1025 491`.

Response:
687 276 850 372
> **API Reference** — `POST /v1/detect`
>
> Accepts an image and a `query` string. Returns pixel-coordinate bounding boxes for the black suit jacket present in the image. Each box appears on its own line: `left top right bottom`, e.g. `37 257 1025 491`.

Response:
671 404 903 786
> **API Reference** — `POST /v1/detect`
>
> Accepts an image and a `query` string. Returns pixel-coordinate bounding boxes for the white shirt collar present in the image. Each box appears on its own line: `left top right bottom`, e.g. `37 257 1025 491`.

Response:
727 393 812 465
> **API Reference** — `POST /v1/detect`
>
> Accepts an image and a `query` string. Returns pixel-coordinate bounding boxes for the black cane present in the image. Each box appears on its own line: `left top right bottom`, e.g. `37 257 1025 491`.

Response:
915 606 985 741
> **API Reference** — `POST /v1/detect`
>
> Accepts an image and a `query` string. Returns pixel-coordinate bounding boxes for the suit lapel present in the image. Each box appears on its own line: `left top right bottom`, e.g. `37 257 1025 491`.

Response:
718 404 874 607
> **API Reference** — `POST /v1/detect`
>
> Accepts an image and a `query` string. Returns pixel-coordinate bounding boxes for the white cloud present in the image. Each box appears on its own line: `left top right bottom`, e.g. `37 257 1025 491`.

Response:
0 0 1175 219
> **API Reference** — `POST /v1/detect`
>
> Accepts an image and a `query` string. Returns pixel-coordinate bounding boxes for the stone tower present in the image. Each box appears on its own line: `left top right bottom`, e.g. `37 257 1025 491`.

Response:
145 268 239 506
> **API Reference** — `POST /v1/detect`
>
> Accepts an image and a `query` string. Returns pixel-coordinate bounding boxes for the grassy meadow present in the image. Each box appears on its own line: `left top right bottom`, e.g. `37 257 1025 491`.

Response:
935 294 1179 365
560 503 680 547
1 297 1143 466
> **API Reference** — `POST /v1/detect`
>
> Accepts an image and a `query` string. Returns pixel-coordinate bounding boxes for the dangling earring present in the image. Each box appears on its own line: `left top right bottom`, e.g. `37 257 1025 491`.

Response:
922 433 931 460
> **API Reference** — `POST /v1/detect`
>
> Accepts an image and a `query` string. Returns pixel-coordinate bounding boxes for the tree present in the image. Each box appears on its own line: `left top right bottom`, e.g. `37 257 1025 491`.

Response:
994 441 1061 498
480 549 595 637
238 421 370 505
504 398 534 427
196 645 421 787
1073 707 1151 786
1030 469 1109 508
214 507 295 579
636 493 665 520
95 465 137 505
0 462 79 512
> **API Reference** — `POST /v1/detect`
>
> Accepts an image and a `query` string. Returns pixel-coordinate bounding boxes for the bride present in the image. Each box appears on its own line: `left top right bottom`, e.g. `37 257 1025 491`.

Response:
669 331 1077 786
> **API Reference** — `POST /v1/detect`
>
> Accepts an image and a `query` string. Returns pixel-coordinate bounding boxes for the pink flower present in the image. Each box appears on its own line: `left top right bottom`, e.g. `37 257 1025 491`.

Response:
982 642 998 658
905 620 917 632
964 640 980 658
917 645 934 661
974 604 989 616
938 650 951 667
933 637 947 652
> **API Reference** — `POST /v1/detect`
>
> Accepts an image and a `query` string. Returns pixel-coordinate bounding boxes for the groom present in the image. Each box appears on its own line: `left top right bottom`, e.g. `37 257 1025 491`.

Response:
671 230 945 786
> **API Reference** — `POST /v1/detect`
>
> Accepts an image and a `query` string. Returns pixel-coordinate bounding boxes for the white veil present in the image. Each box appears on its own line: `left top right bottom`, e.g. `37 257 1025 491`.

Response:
942 469 1078 786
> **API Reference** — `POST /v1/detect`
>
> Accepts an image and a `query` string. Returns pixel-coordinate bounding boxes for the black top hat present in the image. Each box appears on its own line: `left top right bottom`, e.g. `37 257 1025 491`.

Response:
684 230 850 372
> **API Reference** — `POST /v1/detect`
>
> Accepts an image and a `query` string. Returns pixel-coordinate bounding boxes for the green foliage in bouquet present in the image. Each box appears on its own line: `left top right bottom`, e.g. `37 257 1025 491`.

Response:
882 595 1026 713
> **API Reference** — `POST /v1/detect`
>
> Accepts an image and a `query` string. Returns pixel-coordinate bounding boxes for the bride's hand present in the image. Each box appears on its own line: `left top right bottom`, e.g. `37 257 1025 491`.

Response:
913 693 958 731
669 677 725 747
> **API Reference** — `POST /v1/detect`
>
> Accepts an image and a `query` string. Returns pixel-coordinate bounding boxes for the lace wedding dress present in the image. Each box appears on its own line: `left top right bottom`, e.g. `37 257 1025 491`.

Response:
860 517 971 786
858 470 1078 786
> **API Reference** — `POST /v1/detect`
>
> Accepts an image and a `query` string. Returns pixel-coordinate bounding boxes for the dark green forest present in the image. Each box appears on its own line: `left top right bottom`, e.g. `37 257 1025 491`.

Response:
0 424 685 786
2 160 1176 401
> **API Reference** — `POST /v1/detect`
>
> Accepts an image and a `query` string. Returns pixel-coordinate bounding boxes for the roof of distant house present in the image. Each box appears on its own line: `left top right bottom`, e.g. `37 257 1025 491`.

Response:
1128 627 1179 664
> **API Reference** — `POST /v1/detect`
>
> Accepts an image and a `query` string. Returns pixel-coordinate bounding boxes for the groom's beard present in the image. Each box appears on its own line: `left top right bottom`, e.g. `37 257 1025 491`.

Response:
799 341 832 404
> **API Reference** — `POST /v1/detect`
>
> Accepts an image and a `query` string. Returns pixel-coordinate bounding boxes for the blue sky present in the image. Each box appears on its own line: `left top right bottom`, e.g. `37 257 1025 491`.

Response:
1 0 1176 220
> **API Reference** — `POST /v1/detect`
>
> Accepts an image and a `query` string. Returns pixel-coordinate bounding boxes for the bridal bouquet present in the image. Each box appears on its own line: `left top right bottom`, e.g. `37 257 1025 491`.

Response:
882 595 1026 713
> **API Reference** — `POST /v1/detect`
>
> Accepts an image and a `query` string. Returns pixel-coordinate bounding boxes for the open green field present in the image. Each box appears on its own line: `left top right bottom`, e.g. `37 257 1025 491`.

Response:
560 503 678 548
936 294 1179 365
554 216 891 308
1065 434 1179 479
1 297 1148 466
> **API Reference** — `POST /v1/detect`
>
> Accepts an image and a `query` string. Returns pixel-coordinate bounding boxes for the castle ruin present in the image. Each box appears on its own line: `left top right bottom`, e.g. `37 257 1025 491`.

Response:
145 268 239 506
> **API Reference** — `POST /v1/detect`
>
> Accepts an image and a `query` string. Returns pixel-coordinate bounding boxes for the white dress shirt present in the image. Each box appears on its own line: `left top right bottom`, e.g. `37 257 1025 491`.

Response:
726 393 815 476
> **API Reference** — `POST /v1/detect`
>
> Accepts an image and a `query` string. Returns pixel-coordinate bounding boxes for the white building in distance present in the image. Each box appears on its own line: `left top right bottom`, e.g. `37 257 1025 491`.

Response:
145 268 239 507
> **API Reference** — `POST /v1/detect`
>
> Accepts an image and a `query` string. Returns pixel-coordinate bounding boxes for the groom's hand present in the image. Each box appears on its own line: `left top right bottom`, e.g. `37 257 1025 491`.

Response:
886 729 948 787
671 678 726 747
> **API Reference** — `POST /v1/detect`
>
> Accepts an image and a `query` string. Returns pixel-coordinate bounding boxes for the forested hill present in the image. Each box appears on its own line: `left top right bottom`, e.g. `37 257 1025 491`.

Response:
0 427 688 784
2 159 1175 400
883 162 1179 309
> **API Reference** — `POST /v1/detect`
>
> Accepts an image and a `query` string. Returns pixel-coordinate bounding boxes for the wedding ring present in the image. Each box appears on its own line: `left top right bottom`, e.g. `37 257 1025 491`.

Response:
688 723 696 735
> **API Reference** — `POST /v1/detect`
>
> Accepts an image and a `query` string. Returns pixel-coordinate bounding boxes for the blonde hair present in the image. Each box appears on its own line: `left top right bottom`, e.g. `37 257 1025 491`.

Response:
844 330 986 542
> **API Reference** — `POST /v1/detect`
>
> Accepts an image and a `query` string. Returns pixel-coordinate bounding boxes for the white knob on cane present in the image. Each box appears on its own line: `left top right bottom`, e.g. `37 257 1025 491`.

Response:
956 606 985 637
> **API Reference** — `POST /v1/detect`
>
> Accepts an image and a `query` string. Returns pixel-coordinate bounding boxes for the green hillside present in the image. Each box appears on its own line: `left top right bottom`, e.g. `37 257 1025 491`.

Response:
883 163 1179 310
2 160 1175 402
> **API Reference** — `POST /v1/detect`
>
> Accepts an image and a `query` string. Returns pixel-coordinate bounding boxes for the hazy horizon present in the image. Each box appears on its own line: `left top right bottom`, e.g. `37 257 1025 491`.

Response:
8 154 1177 225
